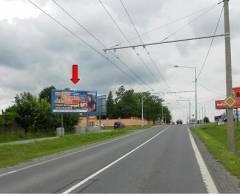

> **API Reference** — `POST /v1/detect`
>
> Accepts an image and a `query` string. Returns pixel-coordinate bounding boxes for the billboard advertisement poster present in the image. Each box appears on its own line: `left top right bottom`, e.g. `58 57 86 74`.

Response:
232 87 240 107
51 89 97 114
215 100 227 109
215 87 240 109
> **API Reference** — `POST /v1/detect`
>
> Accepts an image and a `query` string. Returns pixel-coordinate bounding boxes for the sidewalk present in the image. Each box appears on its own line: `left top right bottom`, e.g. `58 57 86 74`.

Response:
0 136 57 147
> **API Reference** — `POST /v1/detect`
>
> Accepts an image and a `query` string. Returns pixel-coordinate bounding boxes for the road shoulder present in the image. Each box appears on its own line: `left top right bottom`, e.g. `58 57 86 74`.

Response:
191 130 240 193
0 126 158 177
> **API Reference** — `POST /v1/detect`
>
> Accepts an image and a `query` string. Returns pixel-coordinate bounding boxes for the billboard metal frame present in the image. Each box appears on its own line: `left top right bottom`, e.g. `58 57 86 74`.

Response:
51 89 97 115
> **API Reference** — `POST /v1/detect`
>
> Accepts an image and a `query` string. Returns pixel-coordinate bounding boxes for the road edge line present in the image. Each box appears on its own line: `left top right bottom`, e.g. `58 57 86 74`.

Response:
187 128 218 194
0 126 158 178
62 126 169 194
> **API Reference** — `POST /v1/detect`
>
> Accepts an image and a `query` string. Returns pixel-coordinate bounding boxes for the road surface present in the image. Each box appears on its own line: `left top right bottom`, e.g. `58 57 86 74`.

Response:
0 125 217 193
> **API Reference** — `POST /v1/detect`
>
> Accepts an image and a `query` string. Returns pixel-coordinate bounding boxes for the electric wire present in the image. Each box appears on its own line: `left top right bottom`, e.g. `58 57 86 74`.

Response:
51 0 153 90
27 0 154 90
119 0 171 89
98 0 160 85
197 6 224 80
112 1 224 47
156 2 223 48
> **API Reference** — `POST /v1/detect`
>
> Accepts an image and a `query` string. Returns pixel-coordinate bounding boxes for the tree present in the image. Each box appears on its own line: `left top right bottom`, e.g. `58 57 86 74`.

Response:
2 106 18 127
115 85 125 103
107 91 115 118
203 116 210 123
107 86 172 122
15 92 39 131
115 89 139 118
39 86 55 103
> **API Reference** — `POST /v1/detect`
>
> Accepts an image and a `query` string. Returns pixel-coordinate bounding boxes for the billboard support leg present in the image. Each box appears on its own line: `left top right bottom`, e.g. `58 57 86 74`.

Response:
61 114 64 129
86 115 89 133
236 108 239 127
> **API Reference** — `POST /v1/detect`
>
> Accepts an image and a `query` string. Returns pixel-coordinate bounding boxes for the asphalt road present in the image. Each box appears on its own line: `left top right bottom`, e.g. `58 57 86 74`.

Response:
0 125 214 193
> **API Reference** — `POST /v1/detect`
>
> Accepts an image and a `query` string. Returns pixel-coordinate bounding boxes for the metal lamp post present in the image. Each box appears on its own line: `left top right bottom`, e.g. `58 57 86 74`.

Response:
177 99 191 124
174 65 197 124
141 90 154 127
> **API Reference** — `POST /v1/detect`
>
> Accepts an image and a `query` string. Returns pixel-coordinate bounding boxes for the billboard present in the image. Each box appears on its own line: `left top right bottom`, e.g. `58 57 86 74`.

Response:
215 87 240 109
232 87 240 107
97 95 107 116
51 89 97 114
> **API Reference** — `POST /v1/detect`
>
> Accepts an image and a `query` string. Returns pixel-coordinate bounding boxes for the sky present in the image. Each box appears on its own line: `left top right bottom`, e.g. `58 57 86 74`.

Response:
0 0 239 122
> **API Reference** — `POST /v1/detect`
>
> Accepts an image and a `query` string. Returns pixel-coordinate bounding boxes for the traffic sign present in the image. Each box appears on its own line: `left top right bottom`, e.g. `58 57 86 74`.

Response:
224 96 236 108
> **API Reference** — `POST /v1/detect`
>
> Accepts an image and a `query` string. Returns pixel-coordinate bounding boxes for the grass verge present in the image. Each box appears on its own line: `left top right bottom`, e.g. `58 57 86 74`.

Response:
191 123 240 178
0 125 152 169
0 131 56 144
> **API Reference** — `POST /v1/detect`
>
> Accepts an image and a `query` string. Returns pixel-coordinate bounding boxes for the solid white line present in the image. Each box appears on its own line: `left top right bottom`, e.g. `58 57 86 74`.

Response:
0 126 157 178
187 128 218 193
62 127 169 194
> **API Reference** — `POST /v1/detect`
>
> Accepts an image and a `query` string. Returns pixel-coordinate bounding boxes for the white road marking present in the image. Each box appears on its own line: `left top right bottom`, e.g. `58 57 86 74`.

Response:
62 126 169 194
0 126 157 178
187 128 218 193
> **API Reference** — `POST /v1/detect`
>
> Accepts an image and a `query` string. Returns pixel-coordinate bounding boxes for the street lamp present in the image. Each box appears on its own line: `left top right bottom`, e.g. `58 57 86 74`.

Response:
174 65 197 124
162 102 171 124
141 90 154 127
152 92 166 124
177 99 191 124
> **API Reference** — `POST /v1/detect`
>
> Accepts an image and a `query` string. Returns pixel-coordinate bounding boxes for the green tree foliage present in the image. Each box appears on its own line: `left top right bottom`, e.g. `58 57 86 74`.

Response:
106 86 172 123
1 106 18 127
39 85 55 103
115 89 139 118
204 116 210 123
107 91 115 119
15 92 39 131
0 87 79 132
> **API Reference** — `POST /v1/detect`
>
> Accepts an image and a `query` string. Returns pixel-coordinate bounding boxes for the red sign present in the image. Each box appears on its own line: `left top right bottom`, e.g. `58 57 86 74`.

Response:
233 87 240 106
215 100 227 109
215 87 240 109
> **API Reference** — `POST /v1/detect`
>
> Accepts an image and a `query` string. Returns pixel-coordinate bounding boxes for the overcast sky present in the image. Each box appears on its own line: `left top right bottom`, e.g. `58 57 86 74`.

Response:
0 0 239 122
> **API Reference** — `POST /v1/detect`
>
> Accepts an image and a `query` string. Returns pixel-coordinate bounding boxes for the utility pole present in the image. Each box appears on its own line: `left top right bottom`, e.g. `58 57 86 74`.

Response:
194 67 198 124
189 101 191 124
161 106 164 124
236 108 239 127
174 65 197 124
224 0 235 152
177 99 191 124
99 101 102 128
141 96 144 127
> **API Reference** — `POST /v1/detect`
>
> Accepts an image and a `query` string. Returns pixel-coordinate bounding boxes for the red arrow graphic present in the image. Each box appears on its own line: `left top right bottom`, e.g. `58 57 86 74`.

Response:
71 64 80 84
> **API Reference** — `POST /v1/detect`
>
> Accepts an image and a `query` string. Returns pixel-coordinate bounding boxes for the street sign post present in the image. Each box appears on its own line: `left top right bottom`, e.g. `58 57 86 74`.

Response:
225 96 236 108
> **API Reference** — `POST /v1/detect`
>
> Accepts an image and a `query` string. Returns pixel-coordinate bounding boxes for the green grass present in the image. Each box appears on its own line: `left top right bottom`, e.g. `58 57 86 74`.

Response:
192 123 240 178
0 125 152 168
0 130 56 144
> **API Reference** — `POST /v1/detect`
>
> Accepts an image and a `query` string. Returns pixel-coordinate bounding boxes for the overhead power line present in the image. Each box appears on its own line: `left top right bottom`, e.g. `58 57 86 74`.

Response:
51 0 153 90
110 1 222 48
27 0 154 90
98 0 160 84
119 0 171 89
197 6 224 80
155 2 222 47
103 34 225 51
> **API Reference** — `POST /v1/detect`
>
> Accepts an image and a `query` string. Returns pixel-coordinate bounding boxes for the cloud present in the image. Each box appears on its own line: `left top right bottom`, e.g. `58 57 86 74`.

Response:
0 0 239 122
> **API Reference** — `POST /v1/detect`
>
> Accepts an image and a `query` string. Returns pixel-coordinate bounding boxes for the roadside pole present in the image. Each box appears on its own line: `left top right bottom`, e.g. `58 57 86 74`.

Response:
99 99 102 128
224 0 235 152
61 114 63 129
194 67 198 124
161 105 163 124
86 115 89 133
141 96 144 127
189 101 191 124
236 108 239 127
